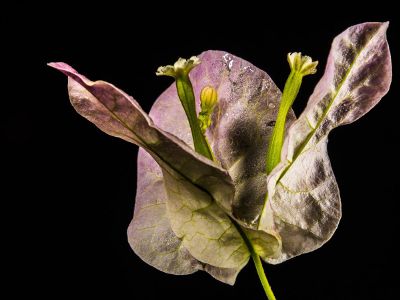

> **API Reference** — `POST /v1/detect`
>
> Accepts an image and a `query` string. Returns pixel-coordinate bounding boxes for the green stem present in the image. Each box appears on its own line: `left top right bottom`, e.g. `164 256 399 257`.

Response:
251 250 276 300
231 218 276 300
176 76 213 160
266 70 303 174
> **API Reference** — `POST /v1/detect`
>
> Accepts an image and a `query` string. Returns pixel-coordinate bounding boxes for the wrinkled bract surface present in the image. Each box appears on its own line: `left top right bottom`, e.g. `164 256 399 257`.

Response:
260 22 391 263
49 22 391 284
152 51 295 227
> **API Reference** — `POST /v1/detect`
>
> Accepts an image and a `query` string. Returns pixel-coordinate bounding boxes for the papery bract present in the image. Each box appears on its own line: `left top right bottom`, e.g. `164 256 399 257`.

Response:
260 22 391 263
49 22 391 286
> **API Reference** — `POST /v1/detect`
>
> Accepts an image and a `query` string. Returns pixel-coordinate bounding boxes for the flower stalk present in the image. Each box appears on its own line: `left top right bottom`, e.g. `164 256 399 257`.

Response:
266 53 318 174
157 57 213 160
252 251 276 300
233 219 277 300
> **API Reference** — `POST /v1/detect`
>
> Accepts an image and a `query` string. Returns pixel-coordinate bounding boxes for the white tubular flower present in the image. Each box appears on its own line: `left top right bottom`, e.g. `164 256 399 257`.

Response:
287 52 318 75
156 56 201 78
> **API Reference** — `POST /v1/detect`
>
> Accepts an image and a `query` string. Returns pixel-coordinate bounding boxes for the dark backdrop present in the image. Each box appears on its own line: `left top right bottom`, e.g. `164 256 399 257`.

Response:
4 4 399 300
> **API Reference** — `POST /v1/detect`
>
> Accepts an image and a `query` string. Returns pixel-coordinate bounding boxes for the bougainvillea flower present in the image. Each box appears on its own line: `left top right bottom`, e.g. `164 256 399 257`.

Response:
49 22 391 288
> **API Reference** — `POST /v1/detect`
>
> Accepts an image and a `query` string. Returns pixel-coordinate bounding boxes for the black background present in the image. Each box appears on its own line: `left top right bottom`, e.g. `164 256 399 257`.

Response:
4 3 399 300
